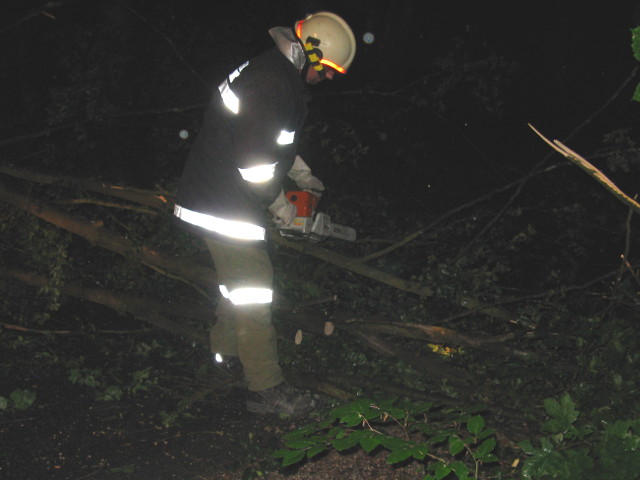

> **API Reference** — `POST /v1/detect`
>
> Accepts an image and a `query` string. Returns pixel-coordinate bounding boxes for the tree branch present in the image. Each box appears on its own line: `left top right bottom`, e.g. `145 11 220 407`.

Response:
529 124 640 214
0 267 210 346
0 180 216 293
0 165 170 209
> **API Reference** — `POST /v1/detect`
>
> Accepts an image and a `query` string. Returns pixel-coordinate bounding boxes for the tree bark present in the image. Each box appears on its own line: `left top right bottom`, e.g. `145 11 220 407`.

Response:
0 266 209 346
0 180 217 293
1 172 516 321
2 266 538 369
0 164 170 209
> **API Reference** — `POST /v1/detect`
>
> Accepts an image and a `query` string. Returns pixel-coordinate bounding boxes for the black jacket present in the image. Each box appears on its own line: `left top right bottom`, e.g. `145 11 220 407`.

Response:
176 46 309 239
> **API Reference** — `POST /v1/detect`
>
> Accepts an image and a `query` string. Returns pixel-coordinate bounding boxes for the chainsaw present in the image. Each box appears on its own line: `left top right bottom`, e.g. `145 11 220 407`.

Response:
279 190 357 242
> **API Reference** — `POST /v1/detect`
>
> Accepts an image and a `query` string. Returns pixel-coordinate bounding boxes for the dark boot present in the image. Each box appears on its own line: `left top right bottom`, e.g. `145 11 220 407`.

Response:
246 382 315 416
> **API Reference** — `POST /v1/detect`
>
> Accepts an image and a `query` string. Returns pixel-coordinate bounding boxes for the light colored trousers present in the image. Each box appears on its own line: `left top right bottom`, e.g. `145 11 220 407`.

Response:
204 237 284 392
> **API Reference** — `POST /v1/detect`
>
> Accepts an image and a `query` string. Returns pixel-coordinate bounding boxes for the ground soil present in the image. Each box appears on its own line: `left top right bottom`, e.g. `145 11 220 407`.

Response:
1 375 426 480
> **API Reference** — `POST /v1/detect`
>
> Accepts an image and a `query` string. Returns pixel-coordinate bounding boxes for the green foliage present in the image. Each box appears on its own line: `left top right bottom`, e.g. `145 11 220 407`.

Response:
519 394 640 480
68 363 158 402
632 27 640 101
0 389 37 412
272 398 498 479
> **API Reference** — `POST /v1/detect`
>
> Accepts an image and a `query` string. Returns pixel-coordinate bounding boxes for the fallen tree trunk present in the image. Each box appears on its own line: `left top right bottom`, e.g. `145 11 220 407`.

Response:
0 266 209 346
2 266 538 367
6 262 580 393
0 164 171 210
271 234 515 322
0 179 217 294
0 174 515 322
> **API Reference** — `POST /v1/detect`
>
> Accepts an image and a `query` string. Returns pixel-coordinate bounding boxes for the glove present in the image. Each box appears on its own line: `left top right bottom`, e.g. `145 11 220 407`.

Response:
268 189 297 226
287 155 325 194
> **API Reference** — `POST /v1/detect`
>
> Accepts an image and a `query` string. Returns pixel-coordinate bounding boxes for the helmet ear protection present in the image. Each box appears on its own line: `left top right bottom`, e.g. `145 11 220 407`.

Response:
295 11 356 75
302 36 326 79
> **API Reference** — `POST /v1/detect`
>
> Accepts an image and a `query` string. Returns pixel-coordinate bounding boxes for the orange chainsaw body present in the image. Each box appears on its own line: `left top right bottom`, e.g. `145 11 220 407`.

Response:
281 190 356 242
286 190 319 218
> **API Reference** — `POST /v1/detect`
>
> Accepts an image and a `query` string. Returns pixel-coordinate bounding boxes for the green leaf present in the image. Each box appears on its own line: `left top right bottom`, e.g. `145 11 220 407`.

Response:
305 443 327 460
632 27 640 62
543 394 579 434
482 453 499 463
540 437 554 453
606 419 634 438
518 439 537 455
467 415 485 436
478 427 496 440
10 389 36 410
284 437 318 449
448 435 465 456
386 446 413 465
521 448 588 480
281 449 305 467
376 398 398 410
475 437 496 460
427 431 454 445
359 433 383 453
332 434 359 451
449 461 471 480
387 407 406 419
285 423 318 438
316 418 333 429
340 412 363 427
434 462 452 480
380 436 408 450
68 368 81 384
410 442 428 460
271 448 290 459
410 401 433 415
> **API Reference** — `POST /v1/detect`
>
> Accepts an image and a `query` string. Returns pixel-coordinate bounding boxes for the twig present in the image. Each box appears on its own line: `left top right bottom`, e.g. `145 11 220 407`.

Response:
274 294 338 312
0 322 152 335
0 164 170 209
439 266 635 325
108 0 210 92
0 104 204 148
55 198 158 214
529 124 640 214
0 322 72 334
0 0 79 35
454 178 526 263
617 200 636 284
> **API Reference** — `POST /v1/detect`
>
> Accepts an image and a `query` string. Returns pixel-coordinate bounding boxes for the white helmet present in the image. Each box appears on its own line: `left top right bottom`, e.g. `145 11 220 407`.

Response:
294 11 356 74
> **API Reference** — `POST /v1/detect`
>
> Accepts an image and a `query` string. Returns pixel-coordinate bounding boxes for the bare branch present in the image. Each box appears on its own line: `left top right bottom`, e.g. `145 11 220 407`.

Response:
0 180 216 293
529 124 640 214
0 164 171 209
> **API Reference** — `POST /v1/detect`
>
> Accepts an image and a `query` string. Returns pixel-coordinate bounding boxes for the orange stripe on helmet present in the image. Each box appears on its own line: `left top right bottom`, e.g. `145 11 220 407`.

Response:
320 58 346 74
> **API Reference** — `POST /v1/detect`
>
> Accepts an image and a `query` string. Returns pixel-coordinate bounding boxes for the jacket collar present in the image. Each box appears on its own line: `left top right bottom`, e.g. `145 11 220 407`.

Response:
268 26 306 71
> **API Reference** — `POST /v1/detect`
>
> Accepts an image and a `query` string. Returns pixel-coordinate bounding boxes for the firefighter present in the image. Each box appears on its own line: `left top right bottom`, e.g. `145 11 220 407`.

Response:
174 12 356 415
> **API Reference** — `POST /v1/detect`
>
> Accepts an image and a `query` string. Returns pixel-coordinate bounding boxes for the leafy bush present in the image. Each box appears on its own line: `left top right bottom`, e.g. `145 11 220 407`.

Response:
0 389 37 412
273 398 498 479
633 26 640 102
519 394 640 480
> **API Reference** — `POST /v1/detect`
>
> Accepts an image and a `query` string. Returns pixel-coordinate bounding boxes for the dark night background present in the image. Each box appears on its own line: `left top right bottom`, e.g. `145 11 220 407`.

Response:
3 1 640 190
2 1 640 479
